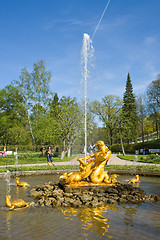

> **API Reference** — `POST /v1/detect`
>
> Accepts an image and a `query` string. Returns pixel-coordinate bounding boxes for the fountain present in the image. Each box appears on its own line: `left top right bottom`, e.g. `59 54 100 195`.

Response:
5 170 11 195
0 1 160 238
4 148 30 210
1 174 160 239
14 147 18 175
28 141 159 209
80 0 111 157
60 140 111 186
81 33 94 158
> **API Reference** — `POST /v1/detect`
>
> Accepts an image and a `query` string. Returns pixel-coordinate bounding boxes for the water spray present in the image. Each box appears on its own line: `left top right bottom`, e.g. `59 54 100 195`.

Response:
81 34 94 158
81 0 111 158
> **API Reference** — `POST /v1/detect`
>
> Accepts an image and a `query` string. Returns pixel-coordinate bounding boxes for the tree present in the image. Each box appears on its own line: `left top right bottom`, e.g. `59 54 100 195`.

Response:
50 96 82 159
13 68 36 145
147 76 160 139
12 60 53 146
32 114 58 146
0 85 28 145
90 95 122 145
31 60 52 119
122 73 137 143
136 94 147 142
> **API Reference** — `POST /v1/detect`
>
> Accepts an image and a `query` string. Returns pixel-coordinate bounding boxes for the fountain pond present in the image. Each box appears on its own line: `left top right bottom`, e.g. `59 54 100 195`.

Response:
0 174 160 240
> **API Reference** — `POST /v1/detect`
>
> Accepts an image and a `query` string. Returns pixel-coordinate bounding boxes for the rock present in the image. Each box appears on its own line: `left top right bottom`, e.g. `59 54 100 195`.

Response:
30 190 43 199
29 181 160 208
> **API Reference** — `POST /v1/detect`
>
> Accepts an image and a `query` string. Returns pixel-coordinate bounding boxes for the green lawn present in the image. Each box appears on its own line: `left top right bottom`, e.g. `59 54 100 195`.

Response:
0 153 75 166
0 163 159 173
118 154 160 164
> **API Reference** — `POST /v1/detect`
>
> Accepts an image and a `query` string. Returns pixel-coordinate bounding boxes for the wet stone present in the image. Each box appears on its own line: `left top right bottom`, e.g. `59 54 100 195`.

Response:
30 181 160 208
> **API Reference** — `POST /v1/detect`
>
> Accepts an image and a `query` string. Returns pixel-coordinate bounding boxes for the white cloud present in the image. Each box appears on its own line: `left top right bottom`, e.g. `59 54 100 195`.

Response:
144 36 156 45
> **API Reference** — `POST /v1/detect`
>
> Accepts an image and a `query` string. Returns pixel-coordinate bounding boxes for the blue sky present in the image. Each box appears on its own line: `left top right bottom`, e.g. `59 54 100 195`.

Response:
0 0 159 102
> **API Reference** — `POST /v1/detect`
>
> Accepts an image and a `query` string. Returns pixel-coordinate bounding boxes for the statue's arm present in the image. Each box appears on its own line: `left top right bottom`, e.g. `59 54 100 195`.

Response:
104 150 112 160
77 153 95 162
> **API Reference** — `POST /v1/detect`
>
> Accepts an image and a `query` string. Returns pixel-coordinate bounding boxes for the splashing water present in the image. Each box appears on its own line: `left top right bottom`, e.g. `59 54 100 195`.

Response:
80 1 111 157
15 147 19 175
5 170 11 195
81 33 94 158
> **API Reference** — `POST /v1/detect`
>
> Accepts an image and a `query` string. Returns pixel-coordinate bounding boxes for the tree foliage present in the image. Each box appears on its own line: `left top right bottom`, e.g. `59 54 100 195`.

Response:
147 76 160 138
1 60 160 155
90 95 122 145
122 73 137 143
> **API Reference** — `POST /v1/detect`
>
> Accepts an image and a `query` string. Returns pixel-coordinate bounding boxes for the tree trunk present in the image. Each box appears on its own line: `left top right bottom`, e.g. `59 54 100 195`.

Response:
27 110 36 145
61 150 66 160
119 129 125 156
156 119 159 139
61 139 66 160
141 121 144 143
67 147 71 158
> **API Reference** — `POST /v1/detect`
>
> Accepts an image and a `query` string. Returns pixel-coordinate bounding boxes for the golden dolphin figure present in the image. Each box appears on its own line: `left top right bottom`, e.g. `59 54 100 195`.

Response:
5 195 30 210
128 175 140 184
16 177 30 188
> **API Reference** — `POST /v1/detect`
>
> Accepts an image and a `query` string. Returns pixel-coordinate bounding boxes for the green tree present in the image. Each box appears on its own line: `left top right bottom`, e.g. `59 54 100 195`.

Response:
90 95 122 145
12 60 53 146
13 68 36 145
147 76 160 139
122 73 137 143
0 85 28 145
136 94 147 142
50 96 82 159
31 60 52 118
32 114 58 146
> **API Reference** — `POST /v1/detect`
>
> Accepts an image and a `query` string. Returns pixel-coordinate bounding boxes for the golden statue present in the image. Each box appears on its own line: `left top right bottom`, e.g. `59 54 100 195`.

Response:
5 195 30 210
128 175 140 184
108 174 119 184
60 140 112 185
16 177 30 188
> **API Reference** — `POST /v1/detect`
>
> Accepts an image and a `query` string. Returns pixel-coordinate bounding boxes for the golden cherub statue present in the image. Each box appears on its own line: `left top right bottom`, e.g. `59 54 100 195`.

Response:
128 175 140 184
5 195 30 210
60 140 112 185
16 177 30 188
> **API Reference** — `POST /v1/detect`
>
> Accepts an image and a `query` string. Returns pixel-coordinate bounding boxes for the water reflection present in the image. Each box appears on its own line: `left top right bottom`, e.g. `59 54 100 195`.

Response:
0 175 160 240
61 205 118 239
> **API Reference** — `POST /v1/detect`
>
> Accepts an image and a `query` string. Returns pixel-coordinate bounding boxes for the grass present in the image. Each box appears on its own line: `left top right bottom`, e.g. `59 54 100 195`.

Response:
0 163 160 173
0 152 160 174
106 164 160 172
0 153 75 165
0 164 79 172
118 154 160 164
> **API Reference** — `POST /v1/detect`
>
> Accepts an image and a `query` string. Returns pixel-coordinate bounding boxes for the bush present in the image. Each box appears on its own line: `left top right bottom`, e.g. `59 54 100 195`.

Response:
111 139 160 154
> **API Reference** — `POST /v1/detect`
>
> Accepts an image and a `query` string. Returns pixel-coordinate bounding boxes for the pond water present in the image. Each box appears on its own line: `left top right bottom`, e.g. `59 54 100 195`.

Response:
0 174 160 240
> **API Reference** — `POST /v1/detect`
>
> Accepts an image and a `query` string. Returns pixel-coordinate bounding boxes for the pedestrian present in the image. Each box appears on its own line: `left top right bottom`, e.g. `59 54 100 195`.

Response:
45 147 54 165
88 144 93 154
40 146 44 155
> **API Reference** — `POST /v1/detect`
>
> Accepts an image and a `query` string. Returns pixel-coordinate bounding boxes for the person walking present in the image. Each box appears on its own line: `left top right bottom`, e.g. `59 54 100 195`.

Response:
46 147 54 165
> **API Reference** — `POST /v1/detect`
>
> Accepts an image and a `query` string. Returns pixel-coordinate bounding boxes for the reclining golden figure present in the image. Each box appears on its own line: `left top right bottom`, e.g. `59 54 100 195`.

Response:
60 140 112 185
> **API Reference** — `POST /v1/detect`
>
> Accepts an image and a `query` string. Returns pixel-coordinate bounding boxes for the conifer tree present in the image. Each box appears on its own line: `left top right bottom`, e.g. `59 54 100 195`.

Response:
121 73 137 143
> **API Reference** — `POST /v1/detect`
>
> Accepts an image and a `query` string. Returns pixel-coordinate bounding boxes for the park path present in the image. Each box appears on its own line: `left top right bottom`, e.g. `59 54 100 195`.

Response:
0 154 160 167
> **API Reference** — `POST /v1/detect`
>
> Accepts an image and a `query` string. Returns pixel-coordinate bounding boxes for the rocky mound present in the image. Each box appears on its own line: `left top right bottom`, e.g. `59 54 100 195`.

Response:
29 181 160 207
